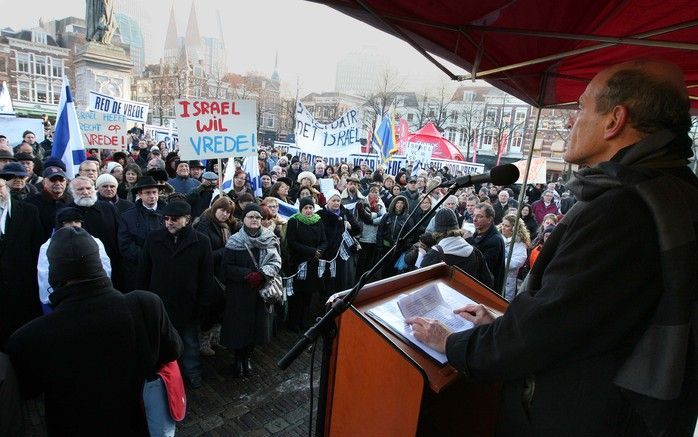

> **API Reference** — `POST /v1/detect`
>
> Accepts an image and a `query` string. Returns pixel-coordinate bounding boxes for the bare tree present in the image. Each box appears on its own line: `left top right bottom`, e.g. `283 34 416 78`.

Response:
362 66 404 132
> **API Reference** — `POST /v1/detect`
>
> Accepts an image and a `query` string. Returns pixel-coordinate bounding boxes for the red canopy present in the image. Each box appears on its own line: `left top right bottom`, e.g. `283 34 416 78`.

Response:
404 122 465 161
314 0 698 110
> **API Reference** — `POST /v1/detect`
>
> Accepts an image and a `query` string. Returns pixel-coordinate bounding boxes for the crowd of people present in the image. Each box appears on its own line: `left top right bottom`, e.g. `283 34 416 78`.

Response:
0 127 576 434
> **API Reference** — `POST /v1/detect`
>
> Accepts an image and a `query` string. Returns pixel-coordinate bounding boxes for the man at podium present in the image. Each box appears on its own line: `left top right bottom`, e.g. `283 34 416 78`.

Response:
409 60 698 436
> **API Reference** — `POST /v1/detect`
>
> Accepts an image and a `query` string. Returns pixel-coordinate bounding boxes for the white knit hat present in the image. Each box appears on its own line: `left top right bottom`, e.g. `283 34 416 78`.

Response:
105 161 123 174
95 173 118 188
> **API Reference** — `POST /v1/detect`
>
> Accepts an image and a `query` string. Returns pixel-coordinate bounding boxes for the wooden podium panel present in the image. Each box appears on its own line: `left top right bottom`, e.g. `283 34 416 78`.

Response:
323 263 508 437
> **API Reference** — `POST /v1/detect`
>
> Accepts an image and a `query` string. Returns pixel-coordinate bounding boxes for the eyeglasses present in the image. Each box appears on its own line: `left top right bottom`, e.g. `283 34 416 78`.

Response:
163 216 181 222
245 215 262 220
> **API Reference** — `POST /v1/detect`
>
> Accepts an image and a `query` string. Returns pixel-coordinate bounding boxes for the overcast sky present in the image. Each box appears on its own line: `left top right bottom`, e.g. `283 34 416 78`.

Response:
0 0 472 96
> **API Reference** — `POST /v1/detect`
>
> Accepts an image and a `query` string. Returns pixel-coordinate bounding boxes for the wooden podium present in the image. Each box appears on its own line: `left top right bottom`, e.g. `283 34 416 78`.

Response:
320 263 509 437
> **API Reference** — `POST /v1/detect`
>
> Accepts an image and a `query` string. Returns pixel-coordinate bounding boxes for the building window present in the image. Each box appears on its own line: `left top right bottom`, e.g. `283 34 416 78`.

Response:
51 82 61 103
486 108 498 124
18 80 31 101
32 31 48 45
483 129 493 148
262 113 275 129
446 128 456 143
511 131 523 151
407 113 413 122
16 53 30 73
51 58 63 77
515 109 527 125
34 56 47 76
36 82 48 103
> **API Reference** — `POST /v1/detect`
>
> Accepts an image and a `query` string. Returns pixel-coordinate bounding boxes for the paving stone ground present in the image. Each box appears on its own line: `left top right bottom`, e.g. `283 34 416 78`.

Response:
22 329 323 437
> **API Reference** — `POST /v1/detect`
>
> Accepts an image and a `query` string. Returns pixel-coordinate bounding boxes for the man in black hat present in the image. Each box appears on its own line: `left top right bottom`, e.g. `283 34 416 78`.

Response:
189 160 205 182
0 178 43 349
25 166 71 240
0 149 16 172
137 200 214 388
7 226 182 436
118 176 166 292
0 162 37 200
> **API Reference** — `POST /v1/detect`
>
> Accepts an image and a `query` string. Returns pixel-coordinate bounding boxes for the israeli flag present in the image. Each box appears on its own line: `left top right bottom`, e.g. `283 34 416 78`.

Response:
243 156 262 198
51 77 85 179
276 198 298 220
221 158 236 192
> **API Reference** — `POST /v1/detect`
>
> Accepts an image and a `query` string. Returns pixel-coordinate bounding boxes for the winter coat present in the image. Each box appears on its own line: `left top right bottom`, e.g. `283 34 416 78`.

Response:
193 214 237 278
376 195 410 249
167 175 200 195
137 226 214 328
531 199 559 225
9 183 38 201
400 188 421 212
421 236 493 288
501 235 528 300
522 214 538 240
98 194 134 215
0 199 43 348
118 200 165 291
7 278 182 437
493 200 518 225
317 205 362 259
467 224 505 293
24 190 70 241
70 200 123 290
186 185 216 218
286 216 328 280
356 198 386 244
0 352 22 436
221 230 281 349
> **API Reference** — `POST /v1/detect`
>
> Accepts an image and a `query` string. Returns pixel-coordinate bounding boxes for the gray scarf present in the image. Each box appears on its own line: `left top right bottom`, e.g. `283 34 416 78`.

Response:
225 227 282 277
566 130 698 434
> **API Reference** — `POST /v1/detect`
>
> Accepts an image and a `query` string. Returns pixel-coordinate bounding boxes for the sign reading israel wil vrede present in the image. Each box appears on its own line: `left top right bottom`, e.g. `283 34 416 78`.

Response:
88 91 149 123
176 99 258 160
294 101 362 158
77 111 128 150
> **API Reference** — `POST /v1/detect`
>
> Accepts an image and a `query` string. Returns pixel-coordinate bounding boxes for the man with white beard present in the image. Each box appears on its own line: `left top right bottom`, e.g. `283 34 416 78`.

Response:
68 176 123 290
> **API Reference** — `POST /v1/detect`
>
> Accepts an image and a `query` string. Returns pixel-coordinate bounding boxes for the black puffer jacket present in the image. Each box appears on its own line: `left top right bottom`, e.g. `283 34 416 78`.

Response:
376 195 410 249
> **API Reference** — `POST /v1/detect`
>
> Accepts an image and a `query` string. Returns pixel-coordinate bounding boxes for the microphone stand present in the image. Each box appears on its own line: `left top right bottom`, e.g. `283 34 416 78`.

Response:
278 181 461 369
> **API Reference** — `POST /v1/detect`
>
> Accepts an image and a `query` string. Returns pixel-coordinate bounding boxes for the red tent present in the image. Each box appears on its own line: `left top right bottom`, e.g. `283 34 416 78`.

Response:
404 122 465 161
314 0 698 110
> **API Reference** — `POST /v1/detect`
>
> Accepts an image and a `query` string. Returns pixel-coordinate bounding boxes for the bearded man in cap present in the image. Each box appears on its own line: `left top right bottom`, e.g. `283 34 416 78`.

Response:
118 176 166 292
68 176 123 291
25 166 71 240
137 200 214 388
0 178 43 349
8 226 182 436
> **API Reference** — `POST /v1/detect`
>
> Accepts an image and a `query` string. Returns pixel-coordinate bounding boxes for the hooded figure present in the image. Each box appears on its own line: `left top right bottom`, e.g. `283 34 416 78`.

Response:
420 209 493 287
7 227 182 436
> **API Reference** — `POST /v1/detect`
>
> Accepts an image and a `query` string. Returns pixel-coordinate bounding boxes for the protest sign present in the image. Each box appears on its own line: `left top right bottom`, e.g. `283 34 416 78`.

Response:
405 141 434 163
77 111 128 149
145 124 178 151
513 157 547 184
176 99 257 160
294 101 362 158
0 117 44 144
88 91 149 123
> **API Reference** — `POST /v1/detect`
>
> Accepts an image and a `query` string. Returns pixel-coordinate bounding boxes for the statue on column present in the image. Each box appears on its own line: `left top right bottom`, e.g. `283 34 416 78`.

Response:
86 0 117 45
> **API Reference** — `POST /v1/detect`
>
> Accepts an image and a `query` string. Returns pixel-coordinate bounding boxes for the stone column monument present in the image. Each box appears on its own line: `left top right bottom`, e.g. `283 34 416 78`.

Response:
73 0 134 108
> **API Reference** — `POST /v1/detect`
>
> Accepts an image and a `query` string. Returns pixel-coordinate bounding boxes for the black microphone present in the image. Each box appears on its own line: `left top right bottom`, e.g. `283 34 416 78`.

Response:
438 163 520 188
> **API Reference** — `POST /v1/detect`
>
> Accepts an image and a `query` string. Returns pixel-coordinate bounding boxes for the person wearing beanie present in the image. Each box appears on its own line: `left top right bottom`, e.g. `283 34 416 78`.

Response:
376 195 410 278
221 200 282 377
317 188 362 295
287 155 301 182
8 225 182 436
419 209 493 287
96 173 134 215
36 209 112 313
137 200 214 389
286 196 327 332
68 176 123 291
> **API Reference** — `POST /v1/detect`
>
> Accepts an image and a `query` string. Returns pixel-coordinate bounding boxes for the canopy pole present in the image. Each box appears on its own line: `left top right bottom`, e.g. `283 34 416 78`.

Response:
502 105 543 297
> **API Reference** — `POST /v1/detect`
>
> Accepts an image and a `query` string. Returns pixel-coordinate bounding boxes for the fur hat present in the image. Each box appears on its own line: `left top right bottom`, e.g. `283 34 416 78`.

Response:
297 171 316 186
47 227 105 289
434 209 459 233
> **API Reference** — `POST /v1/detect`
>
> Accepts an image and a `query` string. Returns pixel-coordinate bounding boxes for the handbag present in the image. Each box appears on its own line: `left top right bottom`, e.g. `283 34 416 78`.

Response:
244 244 283 306
158 361 187 422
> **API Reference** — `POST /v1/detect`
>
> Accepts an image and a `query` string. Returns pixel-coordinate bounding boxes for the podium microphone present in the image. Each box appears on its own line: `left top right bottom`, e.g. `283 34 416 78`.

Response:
438 163 520 188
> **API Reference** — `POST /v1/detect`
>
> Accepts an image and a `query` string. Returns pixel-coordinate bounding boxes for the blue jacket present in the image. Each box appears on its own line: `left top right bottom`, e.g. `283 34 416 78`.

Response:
168 176 200 195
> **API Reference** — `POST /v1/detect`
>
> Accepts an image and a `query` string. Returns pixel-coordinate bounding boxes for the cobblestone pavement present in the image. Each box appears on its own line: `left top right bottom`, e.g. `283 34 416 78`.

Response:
22 329 323 437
